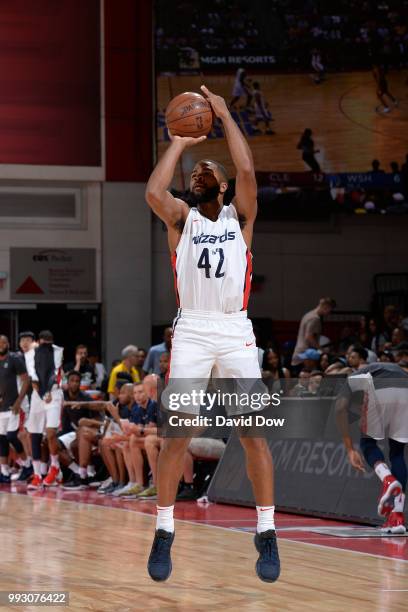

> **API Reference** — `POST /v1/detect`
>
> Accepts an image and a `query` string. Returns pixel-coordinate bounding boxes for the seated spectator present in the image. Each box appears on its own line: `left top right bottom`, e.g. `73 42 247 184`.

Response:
143 373 160 402
177 437 226 501
143 328 172 375
262 348 290 394
289 370 311 396
97 383 135 494
319 353 330 372
307 371 324 395
296 348 321 371
159 352 170 381
347 345 368 370
64 345 96 388
385 327 407 351
112 382 159 498
378 350 394 363
107 346 140 399
59 371 104 488
368 318 387 353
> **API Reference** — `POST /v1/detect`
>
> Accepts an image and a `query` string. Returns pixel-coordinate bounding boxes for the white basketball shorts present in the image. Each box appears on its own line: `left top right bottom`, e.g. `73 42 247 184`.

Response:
169 309 261 380
26 388 63 434
0 410 20 435
163 309 265 416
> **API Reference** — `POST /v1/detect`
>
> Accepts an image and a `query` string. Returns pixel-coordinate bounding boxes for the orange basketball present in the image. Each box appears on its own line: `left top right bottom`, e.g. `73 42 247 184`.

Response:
165 92 213 137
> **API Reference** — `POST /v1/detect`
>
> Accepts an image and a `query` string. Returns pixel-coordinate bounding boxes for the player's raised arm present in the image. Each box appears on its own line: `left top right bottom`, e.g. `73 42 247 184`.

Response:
145 134 206 227
201 85 257 225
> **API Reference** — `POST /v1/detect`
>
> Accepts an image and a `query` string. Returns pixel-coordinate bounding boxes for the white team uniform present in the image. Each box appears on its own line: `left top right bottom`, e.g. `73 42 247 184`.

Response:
348 373 408 443
25 345 64 433
166 204 261 415
232 68 247 97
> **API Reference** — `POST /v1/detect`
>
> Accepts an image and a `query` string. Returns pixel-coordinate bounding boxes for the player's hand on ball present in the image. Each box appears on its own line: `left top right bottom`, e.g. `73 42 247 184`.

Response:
347 448 365 472
200 85 229 119
168 131 206 148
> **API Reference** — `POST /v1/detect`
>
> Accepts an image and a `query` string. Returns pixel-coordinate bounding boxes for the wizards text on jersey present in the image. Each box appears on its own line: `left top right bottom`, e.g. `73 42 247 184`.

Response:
192 230 236 245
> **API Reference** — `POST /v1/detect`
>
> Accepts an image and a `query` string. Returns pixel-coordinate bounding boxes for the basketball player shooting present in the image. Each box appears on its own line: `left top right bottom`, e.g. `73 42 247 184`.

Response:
145 85 280 583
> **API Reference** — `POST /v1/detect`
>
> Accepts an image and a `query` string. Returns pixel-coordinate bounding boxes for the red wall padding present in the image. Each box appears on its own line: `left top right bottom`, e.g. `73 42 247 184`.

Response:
104 0 153 181
0 0 101 166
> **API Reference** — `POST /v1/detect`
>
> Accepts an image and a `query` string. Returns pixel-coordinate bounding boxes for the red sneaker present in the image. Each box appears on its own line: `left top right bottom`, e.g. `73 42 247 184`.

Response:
378 475 402 517
27 475 43 490
381 511 406 535
43 465 60 487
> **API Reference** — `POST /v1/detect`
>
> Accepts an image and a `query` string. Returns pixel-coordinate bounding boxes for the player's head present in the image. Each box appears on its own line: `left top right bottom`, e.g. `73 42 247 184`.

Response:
121 344 139 368
189 160 228 205
252 81 260 90
118 382 134 406
133 381 148 406
0 335 9 355
143 374 158 401
39 329 54 344
19 331 35 353
163 327 172 348
159 352 170 375
317 297 336 316
75 344 88 363
67 370 81 394
348 346 368 368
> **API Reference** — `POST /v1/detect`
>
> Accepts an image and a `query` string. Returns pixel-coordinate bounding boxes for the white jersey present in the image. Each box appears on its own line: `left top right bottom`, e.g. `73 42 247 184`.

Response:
172 204 252 313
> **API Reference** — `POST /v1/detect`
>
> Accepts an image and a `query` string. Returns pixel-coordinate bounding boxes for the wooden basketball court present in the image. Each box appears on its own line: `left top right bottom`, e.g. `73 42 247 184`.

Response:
1 489 407 610
157 71 408 188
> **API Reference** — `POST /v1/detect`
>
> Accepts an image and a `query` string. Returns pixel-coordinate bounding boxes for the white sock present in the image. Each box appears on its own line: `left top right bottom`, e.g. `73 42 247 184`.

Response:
33 460 42 477
22 458 31 468
79 467 87 479
156 505 175 533
394 493 405 513
1 464 10 476
256 505 276 533
40 462 49 476
87 465 96 477
50 455 60 469
27 456 32 464
69 462 80 474
374 462 392 481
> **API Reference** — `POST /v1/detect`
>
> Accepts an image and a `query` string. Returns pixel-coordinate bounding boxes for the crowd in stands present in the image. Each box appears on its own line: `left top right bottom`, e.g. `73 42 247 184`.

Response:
332 155 408 215
1 298 407 499
156 0 408 72
275 0 408 71
260 298 408 398
156 0 260 54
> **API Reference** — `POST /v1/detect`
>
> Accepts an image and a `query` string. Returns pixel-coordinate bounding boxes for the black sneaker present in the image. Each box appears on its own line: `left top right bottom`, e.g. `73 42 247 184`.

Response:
62 474 89 490
176 485 197 501
0 474 11 484
254 530 281 583
147 529 175 582
17 465 34 482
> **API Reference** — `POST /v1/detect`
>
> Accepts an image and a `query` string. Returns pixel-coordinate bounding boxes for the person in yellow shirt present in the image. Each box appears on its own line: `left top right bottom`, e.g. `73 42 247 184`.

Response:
108 345 140 398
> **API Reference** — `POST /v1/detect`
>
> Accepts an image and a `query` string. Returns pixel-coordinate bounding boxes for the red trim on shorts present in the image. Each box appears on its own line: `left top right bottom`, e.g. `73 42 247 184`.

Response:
242 249 252 310
171 252 180 307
